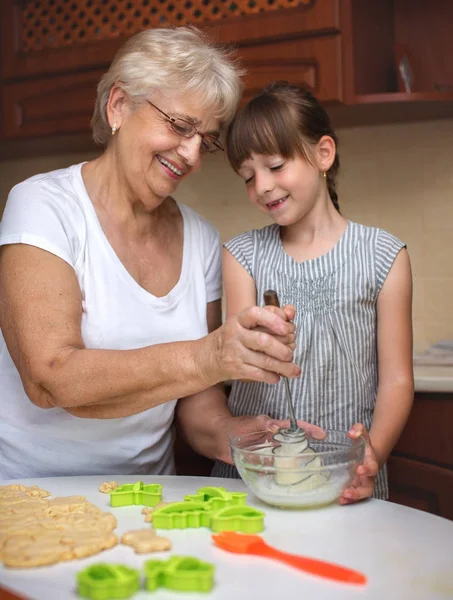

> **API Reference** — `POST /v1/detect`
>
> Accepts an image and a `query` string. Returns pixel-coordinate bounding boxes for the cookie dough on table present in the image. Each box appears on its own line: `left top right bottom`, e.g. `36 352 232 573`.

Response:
121 529 172 554
0 484 118 569
99 481 119 493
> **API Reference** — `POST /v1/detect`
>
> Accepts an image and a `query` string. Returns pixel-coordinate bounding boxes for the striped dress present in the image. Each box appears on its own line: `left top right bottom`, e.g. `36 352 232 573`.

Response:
212 221 405 499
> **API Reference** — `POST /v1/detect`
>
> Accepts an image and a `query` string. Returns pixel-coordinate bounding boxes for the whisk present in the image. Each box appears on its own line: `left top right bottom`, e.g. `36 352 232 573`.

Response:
263 289 307 448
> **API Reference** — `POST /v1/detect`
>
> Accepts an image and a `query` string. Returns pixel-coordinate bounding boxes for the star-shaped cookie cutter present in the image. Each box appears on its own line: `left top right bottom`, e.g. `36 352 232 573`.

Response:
109 481 162 508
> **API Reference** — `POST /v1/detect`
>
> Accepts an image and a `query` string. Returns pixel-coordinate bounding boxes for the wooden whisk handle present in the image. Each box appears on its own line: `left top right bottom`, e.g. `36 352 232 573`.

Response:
263 289 281 308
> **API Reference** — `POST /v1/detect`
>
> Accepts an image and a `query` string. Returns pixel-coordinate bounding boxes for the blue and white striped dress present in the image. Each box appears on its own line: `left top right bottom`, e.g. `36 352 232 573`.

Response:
212 221 405 499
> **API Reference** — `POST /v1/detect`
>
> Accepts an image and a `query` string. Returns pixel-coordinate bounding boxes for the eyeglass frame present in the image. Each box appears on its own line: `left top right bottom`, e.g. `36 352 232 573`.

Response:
145 100 224 154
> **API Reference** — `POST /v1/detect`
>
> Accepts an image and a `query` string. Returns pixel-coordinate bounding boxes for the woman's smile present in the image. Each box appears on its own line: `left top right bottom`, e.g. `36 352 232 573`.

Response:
156 155 185 179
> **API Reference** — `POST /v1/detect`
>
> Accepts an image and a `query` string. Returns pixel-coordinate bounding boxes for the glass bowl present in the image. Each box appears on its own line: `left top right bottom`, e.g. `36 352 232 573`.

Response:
230 429 365 509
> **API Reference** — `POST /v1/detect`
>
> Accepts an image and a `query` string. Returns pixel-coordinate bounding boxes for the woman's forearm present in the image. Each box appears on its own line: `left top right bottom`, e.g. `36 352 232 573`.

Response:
30 337 217 413
2 243 299 416
175 385 232 461
369 379 414 467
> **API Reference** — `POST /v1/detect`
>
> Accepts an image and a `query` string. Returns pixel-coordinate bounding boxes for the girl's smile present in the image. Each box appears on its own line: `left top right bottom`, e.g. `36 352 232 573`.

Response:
265 195 289 210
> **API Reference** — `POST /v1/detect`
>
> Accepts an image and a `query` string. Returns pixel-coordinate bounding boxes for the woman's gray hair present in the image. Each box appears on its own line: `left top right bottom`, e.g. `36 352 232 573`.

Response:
91 26 244 147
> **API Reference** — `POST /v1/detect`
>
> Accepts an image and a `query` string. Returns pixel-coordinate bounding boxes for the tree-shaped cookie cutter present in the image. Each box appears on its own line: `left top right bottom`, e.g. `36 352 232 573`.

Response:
109 481 162 508
144 556 215 593
77 563 140 600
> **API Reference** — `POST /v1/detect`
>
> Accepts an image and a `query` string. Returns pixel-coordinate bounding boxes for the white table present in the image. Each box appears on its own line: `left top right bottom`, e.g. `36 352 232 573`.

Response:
1 475 452 600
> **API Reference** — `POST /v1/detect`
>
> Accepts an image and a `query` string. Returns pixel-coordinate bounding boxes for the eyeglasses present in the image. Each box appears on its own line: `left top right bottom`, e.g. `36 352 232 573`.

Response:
146 100 224 154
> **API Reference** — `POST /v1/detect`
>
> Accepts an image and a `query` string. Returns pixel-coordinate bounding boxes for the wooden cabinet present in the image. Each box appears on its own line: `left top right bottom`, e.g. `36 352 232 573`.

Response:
343 0 453 101
388 392 453 520
1 0 453 150
2 69 103 139
0 0 342 144
0 1 340 81
240 35 343 104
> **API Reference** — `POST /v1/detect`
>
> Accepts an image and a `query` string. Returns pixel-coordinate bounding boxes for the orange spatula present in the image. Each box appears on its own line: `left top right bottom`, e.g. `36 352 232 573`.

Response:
212 532 367 586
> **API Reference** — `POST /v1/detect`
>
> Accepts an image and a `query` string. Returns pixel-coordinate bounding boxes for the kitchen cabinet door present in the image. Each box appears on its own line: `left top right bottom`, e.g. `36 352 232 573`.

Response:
388 456 453 520
387 391 453 520
240 35 342 104
2 69 103 139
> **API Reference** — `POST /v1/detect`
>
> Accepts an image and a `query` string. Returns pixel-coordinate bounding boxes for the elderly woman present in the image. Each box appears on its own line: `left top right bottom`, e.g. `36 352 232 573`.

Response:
0 27 303 480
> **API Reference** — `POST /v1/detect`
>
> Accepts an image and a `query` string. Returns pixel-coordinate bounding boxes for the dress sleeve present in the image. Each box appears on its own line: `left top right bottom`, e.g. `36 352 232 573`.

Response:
375 229 406 292
0 178 85 268
224 231 254 277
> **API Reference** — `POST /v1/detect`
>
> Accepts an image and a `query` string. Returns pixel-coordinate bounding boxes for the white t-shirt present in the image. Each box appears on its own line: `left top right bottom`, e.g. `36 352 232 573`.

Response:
0 163 222 480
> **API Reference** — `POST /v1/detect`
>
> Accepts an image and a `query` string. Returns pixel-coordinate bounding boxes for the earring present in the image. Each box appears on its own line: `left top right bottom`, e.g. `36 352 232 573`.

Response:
323 171 327 178
111 123 118 136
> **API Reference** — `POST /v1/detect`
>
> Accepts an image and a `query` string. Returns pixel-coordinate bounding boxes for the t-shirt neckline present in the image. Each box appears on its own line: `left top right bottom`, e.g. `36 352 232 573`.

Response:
72 162 190 308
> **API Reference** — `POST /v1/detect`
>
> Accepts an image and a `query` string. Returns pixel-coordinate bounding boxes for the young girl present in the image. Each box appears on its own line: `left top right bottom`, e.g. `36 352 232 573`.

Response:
212 82 414 502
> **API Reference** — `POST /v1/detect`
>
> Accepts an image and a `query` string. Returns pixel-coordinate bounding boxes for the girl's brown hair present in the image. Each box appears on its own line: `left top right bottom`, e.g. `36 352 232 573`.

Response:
226 81 340 211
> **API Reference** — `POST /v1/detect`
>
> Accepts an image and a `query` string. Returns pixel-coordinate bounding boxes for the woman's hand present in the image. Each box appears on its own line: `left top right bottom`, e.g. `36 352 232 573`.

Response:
214 414 326 465
207 305 301 385
253 304 297 349
339 423 380 505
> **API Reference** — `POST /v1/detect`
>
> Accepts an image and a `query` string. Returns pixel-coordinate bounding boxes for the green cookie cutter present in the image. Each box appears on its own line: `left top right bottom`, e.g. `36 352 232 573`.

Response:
183 486 247 511
152 501 264 532
109 481 162 507
76 563 140 600
144 556 215 593
210 506 264 533
152 501 212 529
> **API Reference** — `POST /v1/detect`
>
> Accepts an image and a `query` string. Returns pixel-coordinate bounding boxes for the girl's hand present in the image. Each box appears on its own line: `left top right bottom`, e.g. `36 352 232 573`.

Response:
339 423 380 505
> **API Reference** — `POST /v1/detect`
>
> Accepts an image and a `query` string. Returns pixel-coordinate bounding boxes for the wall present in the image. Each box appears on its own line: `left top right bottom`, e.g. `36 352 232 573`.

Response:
1 118 452 351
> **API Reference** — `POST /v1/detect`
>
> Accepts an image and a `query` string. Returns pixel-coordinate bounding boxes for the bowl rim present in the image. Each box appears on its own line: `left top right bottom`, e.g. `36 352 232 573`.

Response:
229 428 366 459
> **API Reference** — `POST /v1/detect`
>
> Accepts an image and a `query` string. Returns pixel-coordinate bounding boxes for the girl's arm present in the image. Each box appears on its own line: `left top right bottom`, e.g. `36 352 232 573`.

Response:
223 247 296 327
370 247 414 467
340 248 413 505
223 247 257 318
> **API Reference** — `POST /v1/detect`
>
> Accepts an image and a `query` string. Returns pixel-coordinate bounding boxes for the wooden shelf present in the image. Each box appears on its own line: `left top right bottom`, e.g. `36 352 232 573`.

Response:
354 91 453 105
326 91 453 127
328 98 453 129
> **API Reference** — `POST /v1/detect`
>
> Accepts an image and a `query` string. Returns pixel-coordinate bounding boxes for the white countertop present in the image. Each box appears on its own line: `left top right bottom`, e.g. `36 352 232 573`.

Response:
1 475 452 600
414 365 453 393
